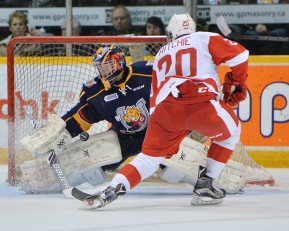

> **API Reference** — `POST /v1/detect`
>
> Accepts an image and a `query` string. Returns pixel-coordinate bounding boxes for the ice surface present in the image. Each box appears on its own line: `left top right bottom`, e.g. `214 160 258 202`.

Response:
0 165 289 231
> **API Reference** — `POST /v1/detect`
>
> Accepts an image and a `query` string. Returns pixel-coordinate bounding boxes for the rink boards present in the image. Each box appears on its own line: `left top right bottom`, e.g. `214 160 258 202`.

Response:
0 55 288 167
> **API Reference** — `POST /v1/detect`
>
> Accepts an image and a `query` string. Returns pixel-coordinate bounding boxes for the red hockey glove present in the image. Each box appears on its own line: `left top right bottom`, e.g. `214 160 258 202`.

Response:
222 72 247 107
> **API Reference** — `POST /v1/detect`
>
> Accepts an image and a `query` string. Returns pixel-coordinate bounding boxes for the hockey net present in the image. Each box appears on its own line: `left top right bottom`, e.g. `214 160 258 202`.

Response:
7 36 274 190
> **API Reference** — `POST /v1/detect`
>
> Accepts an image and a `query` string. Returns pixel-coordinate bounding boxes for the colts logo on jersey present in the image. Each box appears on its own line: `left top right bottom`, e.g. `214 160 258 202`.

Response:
115 98 149 134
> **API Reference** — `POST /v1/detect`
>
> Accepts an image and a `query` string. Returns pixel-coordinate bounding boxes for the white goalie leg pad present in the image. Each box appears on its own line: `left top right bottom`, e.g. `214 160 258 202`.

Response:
68 167 107 187
213 159 246 194
160 136 207 186
58 130 122 173
20 158 61 193
81 168 107 186
20 130 122 193
20 114 71 157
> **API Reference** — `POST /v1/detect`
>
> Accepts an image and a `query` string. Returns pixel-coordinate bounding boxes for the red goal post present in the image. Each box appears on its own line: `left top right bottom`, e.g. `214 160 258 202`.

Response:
7 36 274 189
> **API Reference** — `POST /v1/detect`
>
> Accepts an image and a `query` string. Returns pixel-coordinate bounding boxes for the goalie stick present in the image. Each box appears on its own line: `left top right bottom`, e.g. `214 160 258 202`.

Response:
16 91 73 197
216 16 289 42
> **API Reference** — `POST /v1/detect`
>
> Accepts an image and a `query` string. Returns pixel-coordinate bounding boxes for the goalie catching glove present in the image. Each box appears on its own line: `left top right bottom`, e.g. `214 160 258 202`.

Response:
20 114 72 157
222 72 247 107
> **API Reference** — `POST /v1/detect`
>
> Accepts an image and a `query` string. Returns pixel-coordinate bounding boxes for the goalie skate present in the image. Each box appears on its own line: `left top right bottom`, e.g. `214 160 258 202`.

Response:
77 184 126 210
191 176 226 206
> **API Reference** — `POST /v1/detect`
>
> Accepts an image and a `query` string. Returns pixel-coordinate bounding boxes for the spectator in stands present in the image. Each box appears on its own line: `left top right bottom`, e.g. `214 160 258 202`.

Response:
228 0 257 3
47 19 95 56
105 5 141 35
137 0 166 4
29 0 138 6
202 0 227 4
110 0 138 4
245 23 288 37
0 11 41 56
243 0 289 54
205 0 247 36
244 0 288 38
137 0 183 4
28 0 78 7
145 16 165 36
144 16 166 55
29 0 54 6
61 19 82 36
4 0 29 7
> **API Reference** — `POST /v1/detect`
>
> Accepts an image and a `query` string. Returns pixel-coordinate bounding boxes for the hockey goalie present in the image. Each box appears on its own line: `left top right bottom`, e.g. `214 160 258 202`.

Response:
19 45 273 195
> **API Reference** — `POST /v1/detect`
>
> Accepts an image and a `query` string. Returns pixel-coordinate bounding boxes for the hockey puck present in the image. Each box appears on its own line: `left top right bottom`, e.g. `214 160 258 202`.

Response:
80 132 89 141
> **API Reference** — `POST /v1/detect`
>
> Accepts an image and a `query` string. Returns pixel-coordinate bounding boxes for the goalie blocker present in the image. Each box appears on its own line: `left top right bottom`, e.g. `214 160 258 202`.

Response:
20 115 246 194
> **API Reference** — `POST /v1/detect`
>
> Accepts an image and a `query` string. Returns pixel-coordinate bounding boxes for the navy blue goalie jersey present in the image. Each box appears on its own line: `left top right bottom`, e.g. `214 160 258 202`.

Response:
62 60 153 159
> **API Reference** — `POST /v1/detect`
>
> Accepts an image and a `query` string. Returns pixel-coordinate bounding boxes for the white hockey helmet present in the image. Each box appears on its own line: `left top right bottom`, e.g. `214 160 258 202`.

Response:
167 13 196 42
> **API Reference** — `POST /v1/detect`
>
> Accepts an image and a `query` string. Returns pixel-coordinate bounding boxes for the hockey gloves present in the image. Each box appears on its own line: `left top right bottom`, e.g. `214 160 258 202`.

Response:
222 72 247 107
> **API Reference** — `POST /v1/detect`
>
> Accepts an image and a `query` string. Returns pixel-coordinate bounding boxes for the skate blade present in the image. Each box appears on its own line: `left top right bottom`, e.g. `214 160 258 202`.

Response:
191 195 223 206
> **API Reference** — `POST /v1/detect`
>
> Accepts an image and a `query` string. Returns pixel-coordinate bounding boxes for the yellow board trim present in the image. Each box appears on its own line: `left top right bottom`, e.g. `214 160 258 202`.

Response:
0 148 8 164
119 151 289 168
0 57 7 64
2 55 288 65
248 55 289 63
1 149 288 167
247 150 289 168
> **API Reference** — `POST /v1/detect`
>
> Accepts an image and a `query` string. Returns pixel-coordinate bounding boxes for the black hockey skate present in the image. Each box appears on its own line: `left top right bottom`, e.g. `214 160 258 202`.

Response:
191 176 226 206
80 184 126 210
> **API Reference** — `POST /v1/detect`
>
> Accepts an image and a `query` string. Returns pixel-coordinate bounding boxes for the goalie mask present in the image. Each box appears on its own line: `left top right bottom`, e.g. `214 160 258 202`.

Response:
93 45 126 91
167 13 196 43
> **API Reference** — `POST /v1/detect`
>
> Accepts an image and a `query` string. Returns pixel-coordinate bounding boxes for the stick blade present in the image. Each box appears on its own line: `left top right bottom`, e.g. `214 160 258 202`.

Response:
216 16 232 37
71 187 92 201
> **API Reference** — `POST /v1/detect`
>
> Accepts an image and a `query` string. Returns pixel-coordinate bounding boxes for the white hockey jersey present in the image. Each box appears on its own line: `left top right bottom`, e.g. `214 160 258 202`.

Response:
150 31 249 113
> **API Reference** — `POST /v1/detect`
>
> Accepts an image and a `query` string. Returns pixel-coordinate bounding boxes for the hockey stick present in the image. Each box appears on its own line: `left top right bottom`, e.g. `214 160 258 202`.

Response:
46 150 73 197
16 91 73 198
71 187 92 201
216 16 289 42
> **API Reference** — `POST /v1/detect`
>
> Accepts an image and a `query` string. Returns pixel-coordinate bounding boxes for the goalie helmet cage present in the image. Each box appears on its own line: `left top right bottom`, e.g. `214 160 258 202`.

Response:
7 36 274 189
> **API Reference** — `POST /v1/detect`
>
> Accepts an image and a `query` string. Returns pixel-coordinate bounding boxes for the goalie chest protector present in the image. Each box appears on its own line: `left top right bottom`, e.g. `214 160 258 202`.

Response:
74 61 152 135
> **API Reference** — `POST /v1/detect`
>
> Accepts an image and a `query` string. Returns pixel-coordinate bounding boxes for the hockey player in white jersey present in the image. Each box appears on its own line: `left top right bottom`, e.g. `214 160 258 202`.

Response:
76 13 249 209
